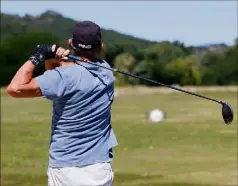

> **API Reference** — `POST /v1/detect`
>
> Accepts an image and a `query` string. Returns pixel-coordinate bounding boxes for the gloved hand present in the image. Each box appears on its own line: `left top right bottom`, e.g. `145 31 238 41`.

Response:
29 44 59 66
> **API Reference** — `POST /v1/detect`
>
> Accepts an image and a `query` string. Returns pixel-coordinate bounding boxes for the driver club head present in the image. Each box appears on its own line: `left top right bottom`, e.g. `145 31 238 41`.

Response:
221 102 234 125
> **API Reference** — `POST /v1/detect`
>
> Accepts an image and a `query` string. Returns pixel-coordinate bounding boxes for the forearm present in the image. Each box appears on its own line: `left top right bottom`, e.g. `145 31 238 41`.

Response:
8 61 35 91
7 44 66 98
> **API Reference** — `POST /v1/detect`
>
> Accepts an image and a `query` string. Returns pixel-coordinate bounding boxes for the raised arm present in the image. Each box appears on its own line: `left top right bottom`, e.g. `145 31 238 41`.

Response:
7 60 42 98
7 44 69 98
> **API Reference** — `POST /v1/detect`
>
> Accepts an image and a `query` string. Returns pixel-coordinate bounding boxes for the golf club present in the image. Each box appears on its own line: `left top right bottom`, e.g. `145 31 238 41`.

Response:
67 55 234 125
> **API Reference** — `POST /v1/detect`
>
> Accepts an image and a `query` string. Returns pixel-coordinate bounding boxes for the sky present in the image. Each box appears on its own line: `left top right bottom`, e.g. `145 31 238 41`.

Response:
1 1 237 46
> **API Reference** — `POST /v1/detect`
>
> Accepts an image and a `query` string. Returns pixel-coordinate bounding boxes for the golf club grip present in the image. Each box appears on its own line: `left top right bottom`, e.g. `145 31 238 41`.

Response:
67 55 222 105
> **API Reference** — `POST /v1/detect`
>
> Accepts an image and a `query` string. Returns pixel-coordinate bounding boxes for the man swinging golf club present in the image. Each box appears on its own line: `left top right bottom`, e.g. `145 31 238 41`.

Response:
7 21 118 186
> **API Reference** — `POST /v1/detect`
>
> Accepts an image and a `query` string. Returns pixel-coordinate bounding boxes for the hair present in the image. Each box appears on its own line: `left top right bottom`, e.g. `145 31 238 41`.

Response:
71 43 102 61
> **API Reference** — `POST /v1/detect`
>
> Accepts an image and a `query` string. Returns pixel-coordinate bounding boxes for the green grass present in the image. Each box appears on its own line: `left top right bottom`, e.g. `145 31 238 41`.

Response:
1 88 237 186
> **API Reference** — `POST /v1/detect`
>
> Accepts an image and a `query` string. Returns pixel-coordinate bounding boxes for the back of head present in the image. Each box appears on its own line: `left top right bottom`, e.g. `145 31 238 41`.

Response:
69 21 103 60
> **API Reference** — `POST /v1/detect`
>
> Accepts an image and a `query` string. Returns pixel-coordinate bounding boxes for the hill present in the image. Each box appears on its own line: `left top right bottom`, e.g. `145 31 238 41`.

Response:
1 10 156 48
1 10 231 52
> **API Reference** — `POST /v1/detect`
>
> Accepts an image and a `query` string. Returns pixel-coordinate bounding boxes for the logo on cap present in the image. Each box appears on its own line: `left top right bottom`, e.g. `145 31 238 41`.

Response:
78 43 92 49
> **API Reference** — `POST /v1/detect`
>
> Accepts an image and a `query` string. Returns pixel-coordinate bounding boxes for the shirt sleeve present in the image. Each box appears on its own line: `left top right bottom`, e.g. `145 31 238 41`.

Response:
35 69 65 101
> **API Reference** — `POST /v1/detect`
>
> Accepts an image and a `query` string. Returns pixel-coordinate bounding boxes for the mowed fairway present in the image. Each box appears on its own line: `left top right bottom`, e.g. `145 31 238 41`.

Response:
1 87 237 186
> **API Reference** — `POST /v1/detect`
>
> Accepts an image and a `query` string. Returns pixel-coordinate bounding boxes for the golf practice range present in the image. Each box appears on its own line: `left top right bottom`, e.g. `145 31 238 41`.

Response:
1 86 237 186
1 1 238 185
69 55 234 125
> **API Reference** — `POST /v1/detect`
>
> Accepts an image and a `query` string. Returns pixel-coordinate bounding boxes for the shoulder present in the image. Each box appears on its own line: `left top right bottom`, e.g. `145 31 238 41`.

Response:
50 63 82 76
96 59 115 83
35 67 67 91
36 68 62 81
53 64 84 86
97 59 113 75
34 68 66 100
97 59 111 67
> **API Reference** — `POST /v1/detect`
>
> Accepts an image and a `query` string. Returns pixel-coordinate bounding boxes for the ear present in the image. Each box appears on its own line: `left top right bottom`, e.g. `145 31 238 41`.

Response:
68 39 73 49
101 42 104 49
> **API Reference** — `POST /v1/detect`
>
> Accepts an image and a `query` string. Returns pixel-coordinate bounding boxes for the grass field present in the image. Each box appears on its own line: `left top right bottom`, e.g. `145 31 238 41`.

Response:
1 87 237 186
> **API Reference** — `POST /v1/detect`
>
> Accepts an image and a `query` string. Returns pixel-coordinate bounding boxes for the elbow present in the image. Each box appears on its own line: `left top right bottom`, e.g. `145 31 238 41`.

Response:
7 85 20 98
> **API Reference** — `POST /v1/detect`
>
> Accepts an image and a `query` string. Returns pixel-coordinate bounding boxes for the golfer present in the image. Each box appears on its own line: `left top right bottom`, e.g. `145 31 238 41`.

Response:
7 21 118 186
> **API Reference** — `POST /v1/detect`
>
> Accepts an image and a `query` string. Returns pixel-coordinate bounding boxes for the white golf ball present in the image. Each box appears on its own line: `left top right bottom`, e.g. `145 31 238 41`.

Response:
147 109 165 123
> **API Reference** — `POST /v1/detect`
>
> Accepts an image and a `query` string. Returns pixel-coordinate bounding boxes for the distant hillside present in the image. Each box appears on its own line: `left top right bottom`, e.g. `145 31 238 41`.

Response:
1 10 231 53
1 10 156 48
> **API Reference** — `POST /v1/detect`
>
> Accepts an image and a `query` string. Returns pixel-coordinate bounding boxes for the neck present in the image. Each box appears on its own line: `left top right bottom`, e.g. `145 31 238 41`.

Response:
80 56 92 61
60 61 74 67
78 55 99 62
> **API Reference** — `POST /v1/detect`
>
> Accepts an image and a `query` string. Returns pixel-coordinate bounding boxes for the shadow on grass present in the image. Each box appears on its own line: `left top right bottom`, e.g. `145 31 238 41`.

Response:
1 173 235 186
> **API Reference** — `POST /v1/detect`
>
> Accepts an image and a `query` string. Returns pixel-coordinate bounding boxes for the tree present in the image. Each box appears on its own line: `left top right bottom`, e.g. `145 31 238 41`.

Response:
113 53 136 86
215 47 238 85
0 32 59 86
165 56 202 85
201 45 238 85
172 40 193 55
235 37 238 47
143 41 187 64
133 59 168 86
132 41 188 86
101 43 124 67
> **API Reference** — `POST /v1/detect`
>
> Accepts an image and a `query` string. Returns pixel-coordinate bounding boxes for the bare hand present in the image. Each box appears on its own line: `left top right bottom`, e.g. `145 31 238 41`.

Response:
44 45 70 70
53 45 70 60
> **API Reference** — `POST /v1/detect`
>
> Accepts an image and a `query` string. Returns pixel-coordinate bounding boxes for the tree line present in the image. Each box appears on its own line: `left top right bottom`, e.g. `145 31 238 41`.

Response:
1 32 237 86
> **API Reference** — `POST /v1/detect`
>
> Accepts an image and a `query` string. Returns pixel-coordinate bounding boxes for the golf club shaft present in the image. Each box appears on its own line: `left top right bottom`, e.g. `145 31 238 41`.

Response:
68 55 222 105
